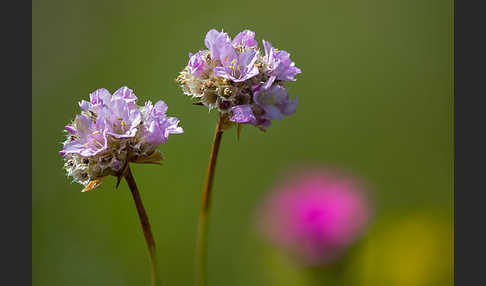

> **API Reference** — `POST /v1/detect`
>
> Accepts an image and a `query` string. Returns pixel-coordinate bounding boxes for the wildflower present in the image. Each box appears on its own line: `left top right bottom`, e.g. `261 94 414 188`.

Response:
232 30 258 48
214 49 259 82
178 29 301 286
177 29 301 130
60 86 183 192
188 51 210 76
257 169 372 266
262 40 302 88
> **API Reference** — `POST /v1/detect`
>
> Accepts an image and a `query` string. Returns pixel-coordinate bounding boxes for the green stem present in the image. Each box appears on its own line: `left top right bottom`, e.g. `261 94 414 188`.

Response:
196 115 224 286
124 165 158 286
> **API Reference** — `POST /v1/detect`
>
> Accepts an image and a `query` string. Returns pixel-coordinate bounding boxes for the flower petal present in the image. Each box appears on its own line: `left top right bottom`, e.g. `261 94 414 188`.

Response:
230 105 256 123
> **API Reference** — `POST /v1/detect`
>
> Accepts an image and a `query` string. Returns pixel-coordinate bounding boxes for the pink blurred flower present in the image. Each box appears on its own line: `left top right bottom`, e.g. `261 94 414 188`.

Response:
258 169 372 266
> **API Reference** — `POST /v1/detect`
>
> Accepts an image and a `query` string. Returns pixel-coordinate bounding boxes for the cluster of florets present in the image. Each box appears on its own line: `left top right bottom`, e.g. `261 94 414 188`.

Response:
176 29 301 130
59 86 183 191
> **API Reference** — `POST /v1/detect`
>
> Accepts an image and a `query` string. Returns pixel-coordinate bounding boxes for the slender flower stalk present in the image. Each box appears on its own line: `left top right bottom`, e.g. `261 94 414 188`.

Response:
59 86 183 285
196 114 224 286
124 165 158 286
176 29 301 285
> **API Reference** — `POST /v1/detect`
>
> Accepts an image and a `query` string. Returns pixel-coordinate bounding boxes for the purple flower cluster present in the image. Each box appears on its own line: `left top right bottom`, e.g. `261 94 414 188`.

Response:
60 86 183 190
176 29 300 130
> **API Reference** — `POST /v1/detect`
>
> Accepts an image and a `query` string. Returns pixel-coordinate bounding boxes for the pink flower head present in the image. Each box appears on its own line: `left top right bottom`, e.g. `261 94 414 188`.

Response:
258 169 372 266
177 29 300 132
60 86 183 191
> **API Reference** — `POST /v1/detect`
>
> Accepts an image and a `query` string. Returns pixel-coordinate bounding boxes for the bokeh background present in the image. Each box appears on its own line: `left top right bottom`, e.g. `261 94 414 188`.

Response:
32 0 453 285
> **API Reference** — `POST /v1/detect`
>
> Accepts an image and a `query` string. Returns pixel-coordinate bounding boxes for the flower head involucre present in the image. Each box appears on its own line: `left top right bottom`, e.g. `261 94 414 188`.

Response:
176 29 301 131
60 87 183 191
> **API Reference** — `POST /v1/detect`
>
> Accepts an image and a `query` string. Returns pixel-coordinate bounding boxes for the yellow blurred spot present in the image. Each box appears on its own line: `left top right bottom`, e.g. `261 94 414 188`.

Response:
353 212 452 286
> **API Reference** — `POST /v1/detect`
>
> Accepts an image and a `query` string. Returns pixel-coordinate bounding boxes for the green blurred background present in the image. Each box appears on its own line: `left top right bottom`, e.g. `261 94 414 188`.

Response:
32 0 453 285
